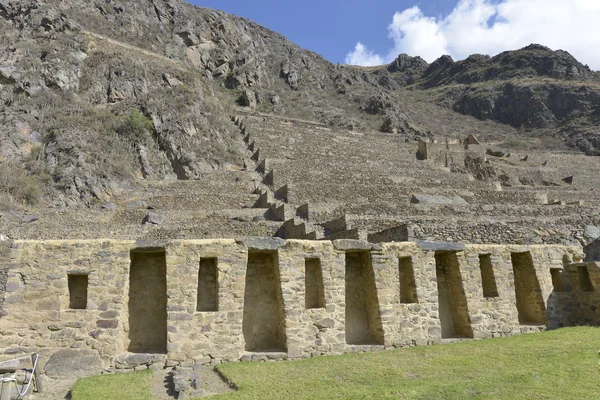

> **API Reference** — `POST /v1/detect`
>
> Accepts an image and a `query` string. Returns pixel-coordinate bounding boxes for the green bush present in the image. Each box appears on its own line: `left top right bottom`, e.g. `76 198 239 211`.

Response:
117 109 155 145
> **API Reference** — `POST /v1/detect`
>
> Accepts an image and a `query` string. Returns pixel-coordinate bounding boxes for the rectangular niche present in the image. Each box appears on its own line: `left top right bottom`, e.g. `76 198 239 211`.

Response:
578 266 594 292
435 252 474 339
478 254 499 298
550 268 564 292
305 258 325 309
197 258 218 312
68 274 88 310
510 252 548 325
345 251 384 345
243 251 287 352
398 257 418 304
128 249 168 354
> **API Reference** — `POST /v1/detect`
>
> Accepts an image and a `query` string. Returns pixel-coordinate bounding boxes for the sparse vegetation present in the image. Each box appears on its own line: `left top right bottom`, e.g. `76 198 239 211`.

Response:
0 164 43 208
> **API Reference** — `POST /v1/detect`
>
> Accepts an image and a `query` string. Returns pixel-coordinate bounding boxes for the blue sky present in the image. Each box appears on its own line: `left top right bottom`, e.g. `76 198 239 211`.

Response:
190 1 455 63
190 1 600 70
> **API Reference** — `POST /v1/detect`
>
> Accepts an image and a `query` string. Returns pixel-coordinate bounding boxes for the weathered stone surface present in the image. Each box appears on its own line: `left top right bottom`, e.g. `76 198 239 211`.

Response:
241 88 258 109
314 318 335 329
584 239 600 261
134 239 169 249
21 214 39 224
410 195 468 206
115 353 152 368
44 349 102 378
101 203 119 210
584 226 600 242
0 238 596 371
143 212 165 225
486 147 510 158
0 358 22 373
417 241 465 251
96 319 118 329
236 237 285 251
332 239 373 251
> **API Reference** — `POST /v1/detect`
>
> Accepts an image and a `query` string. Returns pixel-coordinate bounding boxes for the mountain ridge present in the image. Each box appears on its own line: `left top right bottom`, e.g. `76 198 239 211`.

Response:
1 0 600 210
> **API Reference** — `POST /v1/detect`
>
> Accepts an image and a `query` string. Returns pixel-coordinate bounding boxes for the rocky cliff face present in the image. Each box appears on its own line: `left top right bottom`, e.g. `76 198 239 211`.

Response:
1 0 600 209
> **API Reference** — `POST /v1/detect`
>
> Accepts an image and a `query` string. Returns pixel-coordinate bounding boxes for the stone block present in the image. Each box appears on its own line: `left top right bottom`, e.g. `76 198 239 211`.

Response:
96 319 118 329
236 237 285 251
287 347 302 358
134 239 169 249
417 241 465 252
21 214 39 224
584 226 600 242
116 353 153 368
332 239 373 251
44 349 103 378
314 318 335 329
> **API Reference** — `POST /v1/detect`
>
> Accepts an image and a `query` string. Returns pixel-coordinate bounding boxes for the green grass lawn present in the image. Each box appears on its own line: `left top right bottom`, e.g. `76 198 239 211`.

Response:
71 369 153 400
215 327 600 400
71 327 600 400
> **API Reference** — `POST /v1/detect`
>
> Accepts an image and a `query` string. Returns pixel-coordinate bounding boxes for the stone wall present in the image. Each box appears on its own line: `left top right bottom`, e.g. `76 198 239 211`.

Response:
0 238 598 376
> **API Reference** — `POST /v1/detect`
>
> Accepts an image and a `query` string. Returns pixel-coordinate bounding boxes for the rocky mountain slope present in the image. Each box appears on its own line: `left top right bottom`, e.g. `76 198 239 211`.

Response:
1 0 599 211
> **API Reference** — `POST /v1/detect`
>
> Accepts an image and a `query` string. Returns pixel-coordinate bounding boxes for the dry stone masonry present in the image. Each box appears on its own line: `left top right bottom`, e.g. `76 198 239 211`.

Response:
1 237 598 376
1 114 600 383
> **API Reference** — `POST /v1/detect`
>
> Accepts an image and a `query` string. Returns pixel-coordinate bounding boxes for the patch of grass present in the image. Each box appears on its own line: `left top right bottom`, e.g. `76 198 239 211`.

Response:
70 328 600 400
215 327 600 400
71 369 153 400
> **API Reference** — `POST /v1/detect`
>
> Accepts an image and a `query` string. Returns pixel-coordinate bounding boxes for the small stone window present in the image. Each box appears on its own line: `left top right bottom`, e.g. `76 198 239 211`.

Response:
578 266 594 292
399 257 418 304
68 274 88 310
479 254 499 298
197 258 218 312
550 269 564 292
305 258 325 309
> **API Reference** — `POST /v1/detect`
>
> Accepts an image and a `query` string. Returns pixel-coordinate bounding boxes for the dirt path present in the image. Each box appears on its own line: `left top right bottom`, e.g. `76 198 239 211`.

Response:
80 30 190 72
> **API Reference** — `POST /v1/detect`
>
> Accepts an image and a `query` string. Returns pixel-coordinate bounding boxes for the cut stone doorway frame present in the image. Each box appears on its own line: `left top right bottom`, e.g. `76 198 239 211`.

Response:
127 248 168 354
435 251 474 339
510 251 548 325
344 250 384 345
242 250 287 352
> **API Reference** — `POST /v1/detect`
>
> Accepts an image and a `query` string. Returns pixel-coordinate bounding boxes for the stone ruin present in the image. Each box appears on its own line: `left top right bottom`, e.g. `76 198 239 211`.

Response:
1 113 600 383
0 237 598 375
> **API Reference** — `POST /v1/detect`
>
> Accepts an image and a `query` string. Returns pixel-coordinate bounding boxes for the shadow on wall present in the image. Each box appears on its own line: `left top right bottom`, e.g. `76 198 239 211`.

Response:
546 257 600 329
243 251 287 352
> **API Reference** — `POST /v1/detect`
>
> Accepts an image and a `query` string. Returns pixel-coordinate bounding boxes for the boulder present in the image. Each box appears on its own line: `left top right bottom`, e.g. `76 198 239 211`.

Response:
21 214 39 224
241 88 258 109
584 226 600 242
143 212 165 225
44 349 102 378
486 147 510 158
101 202 118 210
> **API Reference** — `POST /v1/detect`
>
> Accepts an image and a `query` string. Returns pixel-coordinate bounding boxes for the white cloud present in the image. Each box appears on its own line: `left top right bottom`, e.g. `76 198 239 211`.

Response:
344 42 384 66
344 0 600 70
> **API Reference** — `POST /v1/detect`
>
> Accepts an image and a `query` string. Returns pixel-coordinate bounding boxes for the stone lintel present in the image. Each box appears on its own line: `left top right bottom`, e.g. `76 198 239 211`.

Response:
417 240 465 252
236 237 285 251
332 239 380 252
67 270 91 275
133 239 169 251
